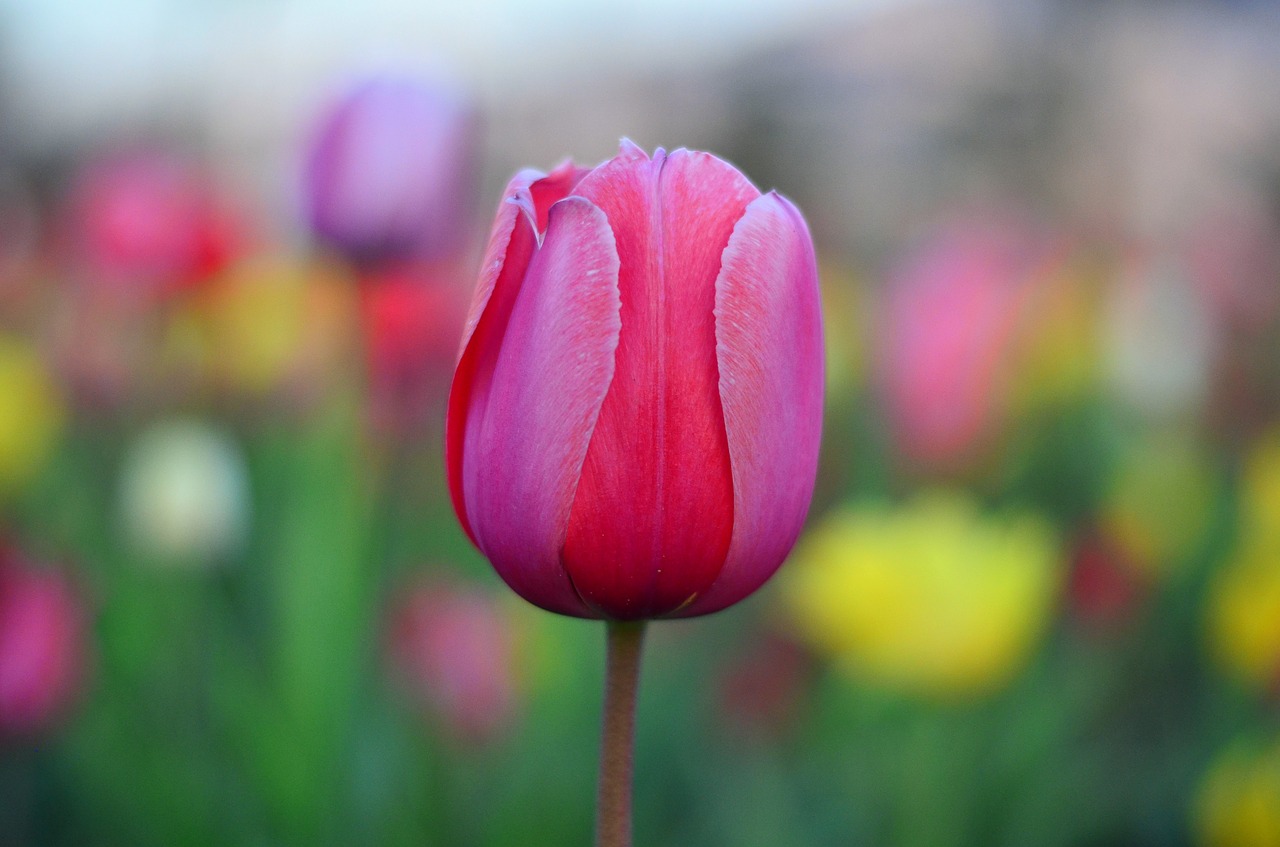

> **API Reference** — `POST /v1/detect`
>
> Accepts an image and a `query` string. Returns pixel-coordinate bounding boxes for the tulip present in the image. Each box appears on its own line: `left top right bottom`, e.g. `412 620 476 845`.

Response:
1102 432 1219 577
0 551 88 737
358 262 468 433
446 141 824 621
66 150 247 297
1067 529 1144 630
302 73 478 265
1104 250 1216 423
780 491 1061 699
1195 737 1280 847
0 336 64 496
117 419 251 565
876 214 1043 470
384 577 519 744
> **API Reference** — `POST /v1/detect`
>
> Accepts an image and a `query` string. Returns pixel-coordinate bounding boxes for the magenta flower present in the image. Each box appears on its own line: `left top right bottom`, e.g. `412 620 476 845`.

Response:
0 552 88 738
384 577 519 744
303 73 478 264
446 142 824 621
877 217 1040 469
67 150 246 296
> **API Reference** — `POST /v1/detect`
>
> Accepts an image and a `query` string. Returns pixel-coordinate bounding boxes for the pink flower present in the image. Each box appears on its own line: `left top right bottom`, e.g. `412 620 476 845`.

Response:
384 578 518 744
877 216 1041 469
0 552 88 738
302 73 478 264
66 150 247 297
446 142 824 620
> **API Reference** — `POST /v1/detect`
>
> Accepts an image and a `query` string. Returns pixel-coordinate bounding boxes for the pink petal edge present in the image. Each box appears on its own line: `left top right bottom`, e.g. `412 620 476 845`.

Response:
677 191 824 617
462 196 622 617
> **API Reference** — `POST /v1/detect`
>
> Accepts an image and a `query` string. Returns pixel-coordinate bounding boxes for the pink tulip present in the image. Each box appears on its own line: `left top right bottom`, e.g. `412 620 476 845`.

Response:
302 73 478 264
66 150 247 297
446 142 824 620
877 216 1042 469
384 578 518 744
0 553 88 737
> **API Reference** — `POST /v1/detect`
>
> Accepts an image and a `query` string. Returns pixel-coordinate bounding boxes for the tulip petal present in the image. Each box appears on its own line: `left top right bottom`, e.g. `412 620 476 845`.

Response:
446 164 585 546
678 191 824 617
461 196 621 617
563 146 759 618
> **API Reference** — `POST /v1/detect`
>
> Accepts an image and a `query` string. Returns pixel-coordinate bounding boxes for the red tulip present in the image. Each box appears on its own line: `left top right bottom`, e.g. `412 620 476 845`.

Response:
0 553 88 737
446 142 824 620
358 261 469 433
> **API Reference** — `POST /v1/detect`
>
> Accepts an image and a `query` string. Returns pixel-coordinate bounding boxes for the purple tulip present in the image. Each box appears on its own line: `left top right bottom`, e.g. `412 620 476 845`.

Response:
446 141 824 620
303 73 477 264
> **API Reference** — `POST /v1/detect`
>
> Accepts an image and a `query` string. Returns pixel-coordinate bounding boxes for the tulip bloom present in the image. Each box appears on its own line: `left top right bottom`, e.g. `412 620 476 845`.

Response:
0 553 88 737
446 142 823 620
303 73 478 264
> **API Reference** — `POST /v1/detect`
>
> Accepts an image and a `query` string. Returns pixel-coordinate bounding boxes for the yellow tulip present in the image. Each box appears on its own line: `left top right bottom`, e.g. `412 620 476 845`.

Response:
819 260 866 401
1208 540 1280 688
781 491 1061 699
1008 258 1103 416
1242 430 1280 544
1103 433 1219 577
1196 738 1280 847
0 336 64 494
198 254 358 395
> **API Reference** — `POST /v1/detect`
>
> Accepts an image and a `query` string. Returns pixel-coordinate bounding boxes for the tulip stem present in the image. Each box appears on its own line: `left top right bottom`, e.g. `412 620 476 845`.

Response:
596 618 646 847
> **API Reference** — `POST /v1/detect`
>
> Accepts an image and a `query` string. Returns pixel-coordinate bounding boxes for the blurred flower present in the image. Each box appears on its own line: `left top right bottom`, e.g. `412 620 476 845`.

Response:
1241 429 1280 544
1101 433 1220 577
302 72 478 265
819 259 866 401
118 419 250 565
0 335 64 495
448 143 823 619
716 631 814 741
66 150 248 298
358 261 468 434
781 491 1062 699
1067 528 1145 630
1195 737 1280 847
1008 254 1103 416
1186 198 1280 333
0 550 88 738
199 255 358 399
1206 430 1280 689
384 576 519 744
876 215 1047 471
1104 250 1217 423
1207 540 1280 690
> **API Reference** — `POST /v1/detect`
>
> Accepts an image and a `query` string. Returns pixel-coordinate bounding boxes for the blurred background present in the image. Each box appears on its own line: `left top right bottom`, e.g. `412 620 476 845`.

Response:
1 0 1279 844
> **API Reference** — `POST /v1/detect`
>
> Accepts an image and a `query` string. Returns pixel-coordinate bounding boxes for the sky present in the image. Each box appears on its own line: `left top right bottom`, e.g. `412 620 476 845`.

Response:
0 0 895 143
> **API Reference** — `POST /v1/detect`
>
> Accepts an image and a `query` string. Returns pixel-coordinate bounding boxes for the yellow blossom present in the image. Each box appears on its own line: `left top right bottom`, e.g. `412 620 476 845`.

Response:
0 336 64 494
198 255 358 395
1196 738 1280 847
780 491 1061 699
1206 430 1280 688
1208 541 1280 687
1008 259 1103 415
1102 433 1219 576
819 260 866 401
1241 430 1280 544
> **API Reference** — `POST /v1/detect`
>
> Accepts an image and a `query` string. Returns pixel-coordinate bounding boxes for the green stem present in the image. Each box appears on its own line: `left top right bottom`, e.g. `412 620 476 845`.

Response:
596 619 646 847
